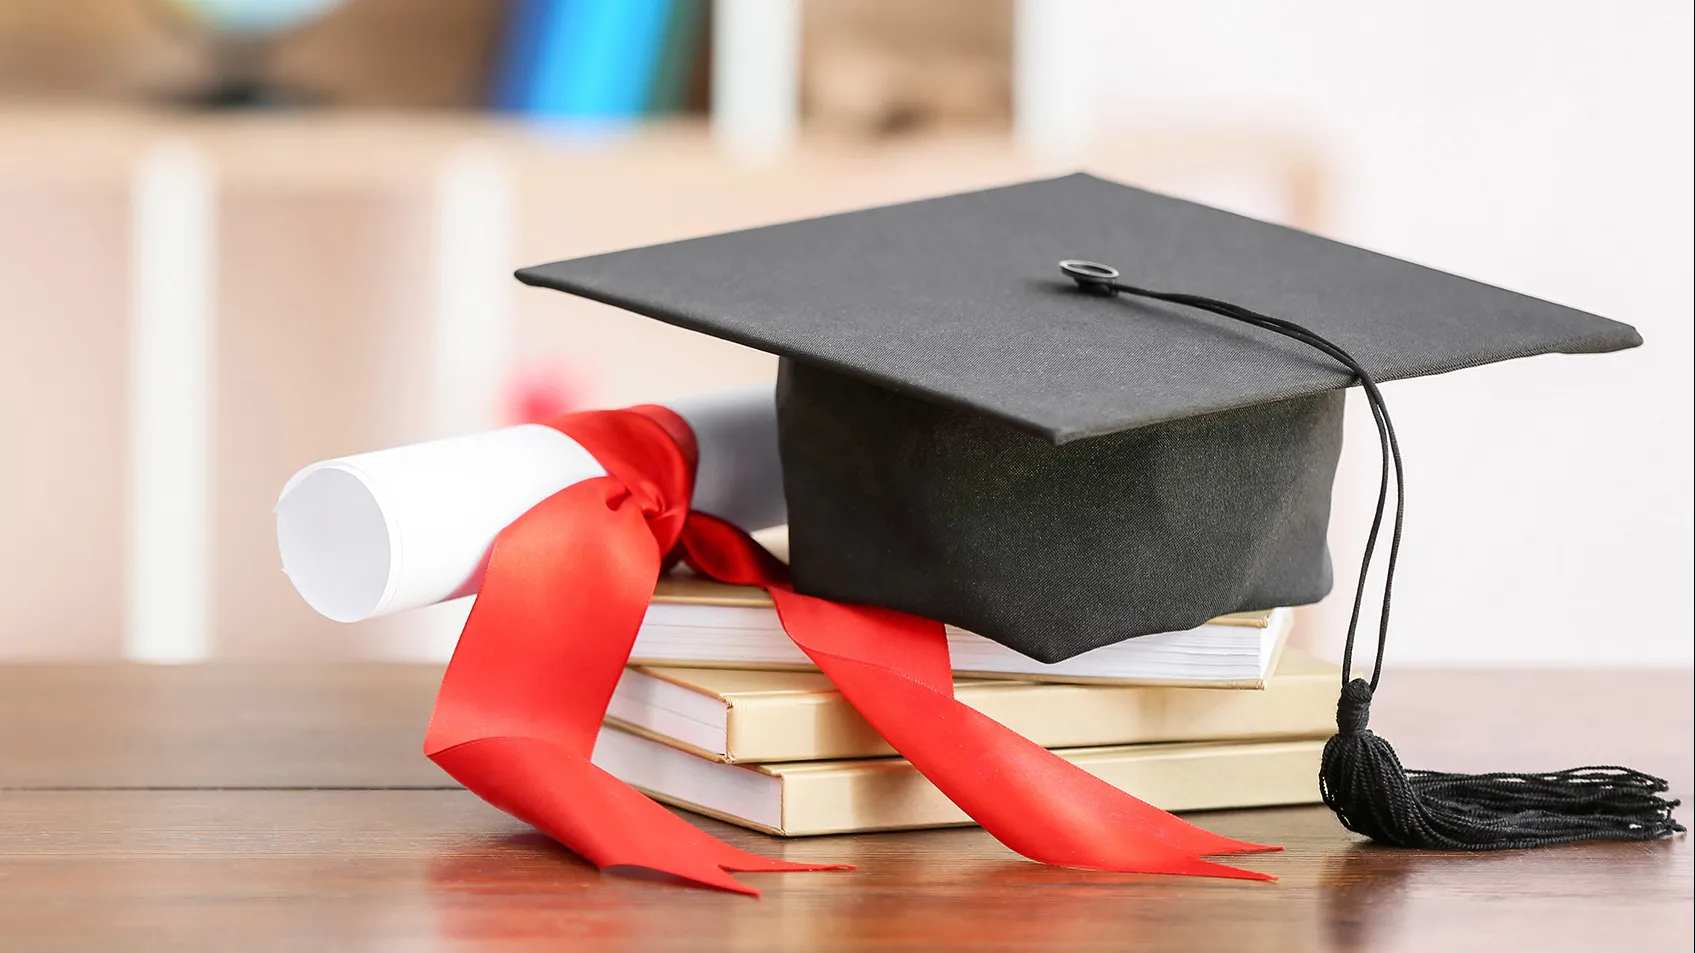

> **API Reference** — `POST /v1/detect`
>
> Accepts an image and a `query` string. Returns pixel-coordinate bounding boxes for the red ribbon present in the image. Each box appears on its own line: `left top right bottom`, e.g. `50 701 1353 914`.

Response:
425 407 1278 895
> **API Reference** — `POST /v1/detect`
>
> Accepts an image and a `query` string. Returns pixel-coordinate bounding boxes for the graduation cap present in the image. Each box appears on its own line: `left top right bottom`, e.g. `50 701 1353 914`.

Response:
518 173 1681 852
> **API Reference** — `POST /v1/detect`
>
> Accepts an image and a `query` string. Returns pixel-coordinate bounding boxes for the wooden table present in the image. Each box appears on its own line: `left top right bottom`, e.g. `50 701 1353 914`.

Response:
1 665 1688 951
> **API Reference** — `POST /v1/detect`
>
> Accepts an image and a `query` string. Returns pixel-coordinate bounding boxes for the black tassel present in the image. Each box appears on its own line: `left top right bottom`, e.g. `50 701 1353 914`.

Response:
1063 264 1687 854
1320 678 1685 849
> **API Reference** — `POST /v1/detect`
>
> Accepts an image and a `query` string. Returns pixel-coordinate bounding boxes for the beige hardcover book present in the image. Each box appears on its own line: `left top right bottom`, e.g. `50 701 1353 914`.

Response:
608 650 1338 764
590 726 1326 836
641 576 1293 687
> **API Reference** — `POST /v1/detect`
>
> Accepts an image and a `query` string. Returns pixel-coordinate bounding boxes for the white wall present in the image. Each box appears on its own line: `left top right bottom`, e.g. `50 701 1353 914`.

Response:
1098 0 1693 666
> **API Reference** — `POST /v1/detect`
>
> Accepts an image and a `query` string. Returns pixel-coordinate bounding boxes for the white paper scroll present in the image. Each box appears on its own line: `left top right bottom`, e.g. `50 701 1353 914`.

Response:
276 384 784 624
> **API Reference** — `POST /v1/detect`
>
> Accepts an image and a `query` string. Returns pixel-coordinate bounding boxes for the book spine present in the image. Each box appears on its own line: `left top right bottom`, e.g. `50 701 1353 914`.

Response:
647 0 706 114
491 0 556 111
723 691 883 764
526 0 672 121
725 674 1338 763
778 741 1325 836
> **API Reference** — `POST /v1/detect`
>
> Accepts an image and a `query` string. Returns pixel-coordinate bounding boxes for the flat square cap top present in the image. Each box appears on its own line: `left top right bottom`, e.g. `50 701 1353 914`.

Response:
518 173 1640 442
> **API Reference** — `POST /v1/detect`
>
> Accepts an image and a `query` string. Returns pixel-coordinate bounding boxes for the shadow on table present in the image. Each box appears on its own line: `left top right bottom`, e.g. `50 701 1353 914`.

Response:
1317 833 1692 953
1319 847 1415 952
419 828 1322 950
417 802 1690 951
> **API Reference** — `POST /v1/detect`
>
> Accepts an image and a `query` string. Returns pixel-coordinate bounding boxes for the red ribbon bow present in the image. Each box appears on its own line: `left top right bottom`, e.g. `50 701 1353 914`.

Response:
424 407 1277 895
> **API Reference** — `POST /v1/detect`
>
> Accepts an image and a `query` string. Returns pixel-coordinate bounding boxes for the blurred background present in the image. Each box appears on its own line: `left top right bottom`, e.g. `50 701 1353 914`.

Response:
1 0 1689 669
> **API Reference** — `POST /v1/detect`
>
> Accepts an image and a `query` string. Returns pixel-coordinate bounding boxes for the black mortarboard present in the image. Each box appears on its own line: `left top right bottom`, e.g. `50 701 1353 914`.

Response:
516 172 1639 661
518 172 1680 852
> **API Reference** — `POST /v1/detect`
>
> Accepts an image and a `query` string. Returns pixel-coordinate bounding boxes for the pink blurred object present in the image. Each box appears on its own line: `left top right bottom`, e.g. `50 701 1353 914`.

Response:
508 365 590 425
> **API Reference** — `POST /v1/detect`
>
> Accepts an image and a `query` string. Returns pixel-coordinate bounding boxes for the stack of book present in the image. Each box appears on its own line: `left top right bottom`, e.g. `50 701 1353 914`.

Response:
591 574 1338 836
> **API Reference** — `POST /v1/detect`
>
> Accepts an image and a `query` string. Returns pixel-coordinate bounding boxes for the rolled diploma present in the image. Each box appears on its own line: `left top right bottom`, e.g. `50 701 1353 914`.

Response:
276 384 784 623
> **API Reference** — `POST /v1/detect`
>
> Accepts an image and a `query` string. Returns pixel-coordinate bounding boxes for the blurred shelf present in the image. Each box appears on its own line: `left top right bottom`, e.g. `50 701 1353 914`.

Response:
0 106 1327 226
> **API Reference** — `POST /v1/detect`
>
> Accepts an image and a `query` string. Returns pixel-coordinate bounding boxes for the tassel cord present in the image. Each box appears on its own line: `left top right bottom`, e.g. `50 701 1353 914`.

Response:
1098 278 1684 850
1110 282 1404 688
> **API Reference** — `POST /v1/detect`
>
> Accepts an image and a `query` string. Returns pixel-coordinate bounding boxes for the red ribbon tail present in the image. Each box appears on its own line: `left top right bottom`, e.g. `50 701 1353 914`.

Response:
430 738 845 896
425 477 845 896
682 512 1281 881
775 597 1280 879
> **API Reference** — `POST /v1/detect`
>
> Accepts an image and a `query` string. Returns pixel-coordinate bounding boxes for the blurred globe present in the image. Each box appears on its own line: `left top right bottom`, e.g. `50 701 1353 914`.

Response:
149 0 347 106
161 0 345 37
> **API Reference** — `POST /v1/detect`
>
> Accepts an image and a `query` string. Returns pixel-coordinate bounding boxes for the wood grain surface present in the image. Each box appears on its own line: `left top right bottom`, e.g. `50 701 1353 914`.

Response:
0 664 1689 952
